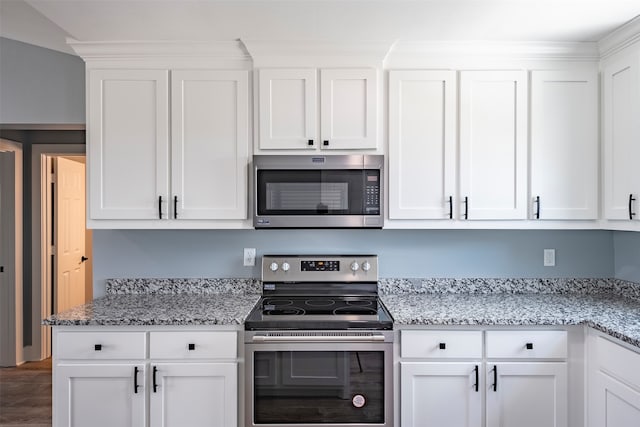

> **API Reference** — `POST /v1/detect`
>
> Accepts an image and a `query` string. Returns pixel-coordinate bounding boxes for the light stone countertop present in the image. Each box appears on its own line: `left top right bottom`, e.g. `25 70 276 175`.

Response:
381 292 640 348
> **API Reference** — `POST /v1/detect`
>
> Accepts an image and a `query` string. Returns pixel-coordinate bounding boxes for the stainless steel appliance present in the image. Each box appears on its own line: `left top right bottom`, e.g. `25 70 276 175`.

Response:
253 155 384 228
245 255 393 427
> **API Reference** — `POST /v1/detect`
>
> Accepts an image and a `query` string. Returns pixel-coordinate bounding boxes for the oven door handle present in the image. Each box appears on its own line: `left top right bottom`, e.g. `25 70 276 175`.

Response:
251 334 387 342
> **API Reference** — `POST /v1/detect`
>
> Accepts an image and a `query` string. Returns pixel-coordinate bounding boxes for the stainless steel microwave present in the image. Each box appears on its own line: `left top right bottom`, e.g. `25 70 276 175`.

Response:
253 155 384 228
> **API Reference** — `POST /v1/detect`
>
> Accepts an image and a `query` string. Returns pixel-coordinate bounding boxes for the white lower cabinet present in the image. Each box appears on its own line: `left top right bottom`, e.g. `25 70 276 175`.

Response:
401 362 482 427
55 363 147 427
149 363 237 427
52 327 239 427
486 362 567 427
399 329 568 427
588 329 640 427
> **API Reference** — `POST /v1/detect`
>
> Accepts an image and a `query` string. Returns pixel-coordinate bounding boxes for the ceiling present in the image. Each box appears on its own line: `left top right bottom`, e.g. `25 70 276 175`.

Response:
1 0 640 56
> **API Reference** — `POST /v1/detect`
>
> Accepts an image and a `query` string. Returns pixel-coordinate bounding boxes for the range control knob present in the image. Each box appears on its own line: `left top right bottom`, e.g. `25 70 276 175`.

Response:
269 262 279 272
281 262 290 272
361 261 371 272
350 261 360 272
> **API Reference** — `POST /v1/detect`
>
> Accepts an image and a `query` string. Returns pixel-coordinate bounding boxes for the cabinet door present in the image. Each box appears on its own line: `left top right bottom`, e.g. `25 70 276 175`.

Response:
88 69 169 219
320 68 378 150
531 70 598 220
171 70 249 220
149 363 237 427
460 71 528 220
54 363 146 427
589 370 640 427
389 70 457 219
486 363 567 427
603 55 640 220
400 362 482 427
258 69 317 150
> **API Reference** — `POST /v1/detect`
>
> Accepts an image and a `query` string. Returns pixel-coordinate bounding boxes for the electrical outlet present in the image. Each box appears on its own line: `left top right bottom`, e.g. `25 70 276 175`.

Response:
244 248 256 267
543 249 556 267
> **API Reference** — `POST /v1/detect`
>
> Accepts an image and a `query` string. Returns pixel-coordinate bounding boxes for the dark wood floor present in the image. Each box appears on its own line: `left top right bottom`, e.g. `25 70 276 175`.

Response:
0 359 52 427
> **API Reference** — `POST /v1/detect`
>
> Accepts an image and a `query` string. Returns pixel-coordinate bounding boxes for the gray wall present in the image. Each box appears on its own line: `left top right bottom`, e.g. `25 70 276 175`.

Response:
0 37 85 124
93 229 615 297
613 230 640 283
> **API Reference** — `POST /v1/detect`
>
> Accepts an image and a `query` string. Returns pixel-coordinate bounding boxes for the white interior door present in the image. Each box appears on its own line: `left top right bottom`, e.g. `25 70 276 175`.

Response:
0 151 16 366
55 157 87 313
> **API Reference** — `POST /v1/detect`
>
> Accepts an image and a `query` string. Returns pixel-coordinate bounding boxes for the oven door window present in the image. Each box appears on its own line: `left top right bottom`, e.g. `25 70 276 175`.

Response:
257 170 379 215
253 351 384 424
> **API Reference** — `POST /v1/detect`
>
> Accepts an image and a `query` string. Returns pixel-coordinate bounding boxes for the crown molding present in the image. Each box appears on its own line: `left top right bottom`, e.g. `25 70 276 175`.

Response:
599 15 640 60
67 39 250 61
387 40 600 63
241 39 395 67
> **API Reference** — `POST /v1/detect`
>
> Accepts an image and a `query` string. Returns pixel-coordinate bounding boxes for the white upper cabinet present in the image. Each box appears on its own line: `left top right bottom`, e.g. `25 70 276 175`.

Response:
389 70 457 219
258 69 317 150
530 70 598 220
320 68 378 150
88 69 249 224
257 68 378 151
171 70 249 220
88 69 170 220
603 54 640 221
459 70 528 220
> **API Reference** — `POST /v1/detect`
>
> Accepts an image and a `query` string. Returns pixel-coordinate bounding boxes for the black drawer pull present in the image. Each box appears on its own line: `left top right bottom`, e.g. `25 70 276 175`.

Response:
525 343 534 350
629 194 636 220
323 140 329 146
133 367 140 394
473 365 479 392
492 365 498 392
448 196 453 219
438 343 446 350
174 196 178 219
188 343 195 351
308 139 314 146
158 195 163 219
153 366 158 393
94 344 102 351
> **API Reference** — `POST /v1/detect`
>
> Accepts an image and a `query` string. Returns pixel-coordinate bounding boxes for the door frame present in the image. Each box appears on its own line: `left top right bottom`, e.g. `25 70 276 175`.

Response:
0 139 23 366
28 144 85 361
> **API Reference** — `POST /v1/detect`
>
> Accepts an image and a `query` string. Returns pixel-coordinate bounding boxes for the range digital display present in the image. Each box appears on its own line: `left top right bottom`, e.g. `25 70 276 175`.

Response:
300 260 340 272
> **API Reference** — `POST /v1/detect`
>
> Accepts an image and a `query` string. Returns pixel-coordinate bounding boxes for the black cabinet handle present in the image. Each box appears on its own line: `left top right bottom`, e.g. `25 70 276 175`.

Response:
94 344 102 351
535 196 540 219
152 366 158 393
174 196 178 219
158 196 163 219
526 343 534 350
308 139 314 146
463 197 469 220
492 365 498 392
448 196 453 219
133 367 140 394
188 343 195 351
629 194 636 220
473 365 479 392
438 343 446 350
323 140 329 146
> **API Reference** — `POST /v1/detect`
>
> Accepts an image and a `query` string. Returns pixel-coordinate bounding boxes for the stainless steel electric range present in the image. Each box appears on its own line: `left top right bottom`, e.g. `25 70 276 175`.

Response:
244 255 393 427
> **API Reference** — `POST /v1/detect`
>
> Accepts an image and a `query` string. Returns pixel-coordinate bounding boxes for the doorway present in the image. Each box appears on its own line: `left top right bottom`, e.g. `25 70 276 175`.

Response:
41 155 92 346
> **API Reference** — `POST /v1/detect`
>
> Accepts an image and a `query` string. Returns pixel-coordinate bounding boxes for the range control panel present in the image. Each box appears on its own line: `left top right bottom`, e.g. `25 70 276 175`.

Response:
262 255 378 283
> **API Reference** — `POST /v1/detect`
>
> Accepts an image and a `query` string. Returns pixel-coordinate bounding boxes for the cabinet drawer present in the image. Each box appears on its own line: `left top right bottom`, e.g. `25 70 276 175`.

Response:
56 332 146 360
401 330 482 358
149 331 237 359
595 335 640 390
486 330 567 359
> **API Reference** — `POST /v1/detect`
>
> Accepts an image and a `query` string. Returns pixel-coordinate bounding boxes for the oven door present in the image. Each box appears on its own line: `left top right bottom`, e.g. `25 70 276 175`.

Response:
245 334 393 427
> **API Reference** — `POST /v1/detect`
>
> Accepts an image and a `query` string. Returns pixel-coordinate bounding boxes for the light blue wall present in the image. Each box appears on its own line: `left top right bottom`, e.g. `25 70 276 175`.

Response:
0 37 85 124
613 230 640 283
93 229 615 297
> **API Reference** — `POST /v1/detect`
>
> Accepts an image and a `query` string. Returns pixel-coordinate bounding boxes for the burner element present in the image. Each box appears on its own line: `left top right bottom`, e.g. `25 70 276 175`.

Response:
305 299 336 307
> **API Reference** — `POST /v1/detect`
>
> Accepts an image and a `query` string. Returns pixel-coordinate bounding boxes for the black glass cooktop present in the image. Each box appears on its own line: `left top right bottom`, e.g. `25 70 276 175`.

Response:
244 296 393 330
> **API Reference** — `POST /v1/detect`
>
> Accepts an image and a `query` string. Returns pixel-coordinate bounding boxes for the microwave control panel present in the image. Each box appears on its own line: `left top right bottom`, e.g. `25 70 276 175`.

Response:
364 171 380 214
